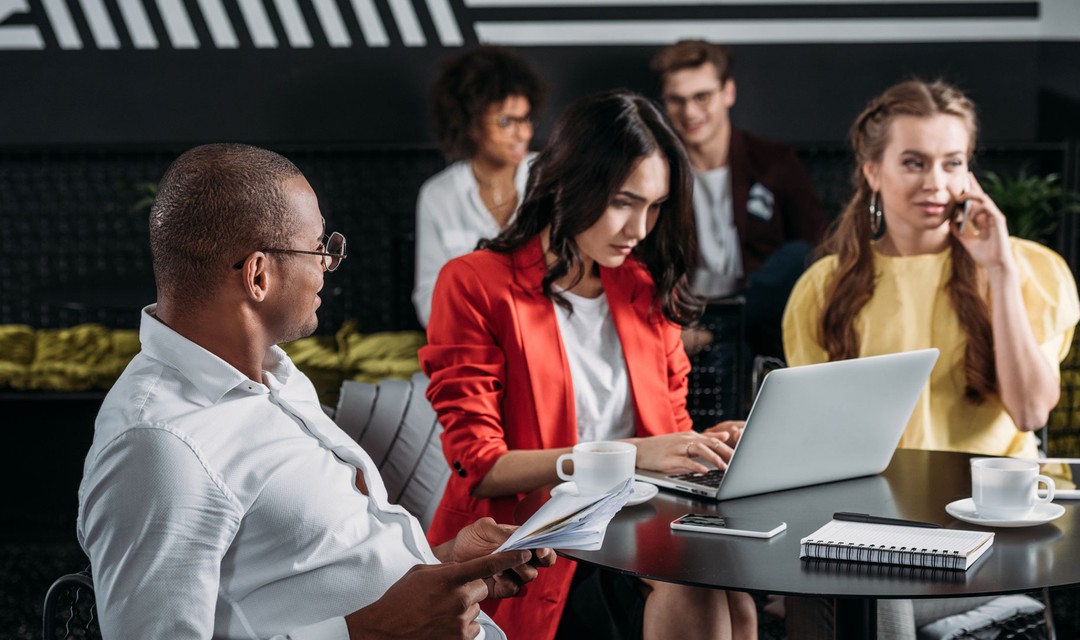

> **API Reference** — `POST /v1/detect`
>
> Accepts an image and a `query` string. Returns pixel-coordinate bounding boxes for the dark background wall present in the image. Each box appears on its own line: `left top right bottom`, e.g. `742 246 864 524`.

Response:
1 1 1078 147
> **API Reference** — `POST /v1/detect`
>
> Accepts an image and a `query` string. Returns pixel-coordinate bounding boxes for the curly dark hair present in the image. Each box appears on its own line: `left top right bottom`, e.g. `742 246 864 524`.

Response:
481 89 703 327
429 45 545 161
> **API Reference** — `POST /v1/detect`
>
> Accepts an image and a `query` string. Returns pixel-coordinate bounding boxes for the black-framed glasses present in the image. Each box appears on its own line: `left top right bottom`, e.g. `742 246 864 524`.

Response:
661 87 722 111
233 231 347 272
488 114 535 132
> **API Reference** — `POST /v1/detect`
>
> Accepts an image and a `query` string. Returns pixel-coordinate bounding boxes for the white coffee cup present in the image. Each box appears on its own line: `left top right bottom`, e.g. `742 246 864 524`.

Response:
971 457 1055 520
556 441 636 496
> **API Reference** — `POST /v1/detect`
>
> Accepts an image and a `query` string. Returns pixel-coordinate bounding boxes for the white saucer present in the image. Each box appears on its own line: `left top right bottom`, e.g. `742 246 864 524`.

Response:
551 480 658 506
945 498 1065 528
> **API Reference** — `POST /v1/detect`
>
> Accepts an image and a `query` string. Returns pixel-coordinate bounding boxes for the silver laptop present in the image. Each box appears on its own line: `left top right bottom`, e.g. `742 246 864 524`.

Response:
635 349 939 501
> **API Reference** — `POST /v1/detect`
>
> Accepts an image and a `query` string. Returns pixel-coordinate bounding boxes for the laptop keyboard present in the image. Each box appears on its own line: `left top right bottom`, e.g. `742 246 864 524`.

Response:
668 468 725 488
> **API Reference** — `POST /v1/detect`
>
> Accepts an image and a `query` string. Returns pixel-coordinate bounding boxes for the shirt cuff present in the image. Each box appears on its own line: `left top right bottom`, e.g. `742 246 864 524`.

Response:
284 616 349 640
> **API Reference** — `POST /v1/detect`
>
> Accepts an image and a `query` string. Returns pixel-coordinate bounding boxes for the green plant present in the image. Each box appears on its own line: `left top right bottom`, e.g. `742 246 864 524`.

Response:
130 181 158 214
982 168 1080 244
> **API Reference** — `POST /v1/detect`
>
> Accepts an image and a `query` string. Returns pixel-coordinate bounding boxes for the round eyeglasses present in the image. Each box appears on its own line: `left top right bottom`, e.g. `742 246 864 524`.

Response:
233 231 347 272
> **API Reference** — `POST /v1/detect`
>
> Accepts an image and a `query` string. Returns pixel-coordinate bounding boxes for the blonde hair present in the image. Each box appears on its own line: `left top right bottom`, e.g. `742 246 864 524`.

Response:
819 79 995 403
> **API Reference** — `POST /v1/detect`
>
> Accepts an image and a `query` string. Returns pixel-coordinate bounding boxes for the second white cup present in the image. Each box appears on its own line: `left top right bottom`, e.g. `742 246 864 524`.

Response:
971 457 1055 520
556 441 636 495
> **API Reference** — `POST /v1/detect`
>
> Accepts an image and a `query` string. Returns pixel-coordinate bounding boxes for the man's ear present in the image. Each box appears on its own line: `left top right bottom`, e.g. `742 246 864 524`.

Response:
862 162 880 192
723 78 736 108
239 253 271 302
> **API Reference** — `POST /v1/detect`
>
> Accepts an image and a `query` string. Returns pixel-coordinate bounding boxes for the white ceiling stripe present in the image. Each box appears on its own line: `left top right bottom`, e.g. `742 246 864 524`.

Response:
0 0 44 49
388 0 426 46
312 0 353 47
465 0 1031 5
237 0 278 47
475 18 1045 45
349 0 390 47
116 0 158 48
156 0 199 48
195 0 239 49
426 0 464 46
272 0 313 47
78 0 120 48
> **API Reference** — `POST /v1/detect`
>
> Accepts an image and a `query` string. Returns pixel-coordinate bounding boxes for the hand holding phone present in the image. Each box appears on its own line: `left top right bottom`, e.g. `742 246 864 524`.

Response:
957 175 973 234
670 514 787 538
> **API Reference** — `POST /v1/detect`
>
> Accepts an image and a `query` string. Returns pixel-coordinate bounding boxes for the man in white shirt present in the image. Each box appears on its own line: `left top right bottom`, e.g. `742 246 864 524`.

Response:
77 143 553 640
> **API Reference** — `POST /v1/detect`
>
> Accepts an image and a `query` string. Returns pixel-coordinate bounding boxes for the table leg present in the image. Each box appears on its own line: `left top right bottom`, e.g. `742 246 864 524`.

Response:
835 597 876 639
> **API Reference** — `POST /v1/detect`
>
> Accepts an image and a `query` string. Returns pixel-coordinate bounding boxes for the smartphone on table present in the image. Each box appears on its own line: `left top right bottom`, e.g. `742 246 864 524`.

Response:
670 514 787 538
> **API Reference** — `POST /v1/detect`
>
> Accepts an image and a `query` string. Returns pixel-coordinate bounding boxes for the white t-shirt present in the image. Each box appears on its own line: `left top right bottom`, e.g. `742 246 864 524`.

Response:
692 166 743 299
553 290 635 443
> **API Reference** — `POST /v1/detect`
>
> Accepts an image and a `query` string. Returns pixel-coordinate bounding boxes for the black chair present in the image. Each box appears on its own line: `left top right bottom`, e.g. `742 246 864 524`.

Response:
42 565 100 640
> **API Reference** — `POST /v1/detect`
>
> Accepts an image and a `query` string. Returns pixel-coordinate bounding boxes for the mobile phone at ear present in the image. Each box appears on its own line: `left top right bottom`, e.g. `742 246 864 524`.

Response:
670 514 787 538
958 176 973 233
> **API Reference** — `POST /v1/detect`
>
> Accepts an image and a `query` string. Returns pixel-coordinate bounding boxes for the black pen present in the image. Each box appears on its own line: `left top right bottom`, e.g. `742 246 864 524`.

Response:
833 512 940 529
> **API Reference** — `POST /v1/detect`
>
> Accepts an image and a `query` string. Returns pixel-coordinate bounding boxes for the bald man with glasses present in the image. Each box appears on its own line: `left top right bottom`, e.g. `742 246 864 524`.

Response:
77 143 553 640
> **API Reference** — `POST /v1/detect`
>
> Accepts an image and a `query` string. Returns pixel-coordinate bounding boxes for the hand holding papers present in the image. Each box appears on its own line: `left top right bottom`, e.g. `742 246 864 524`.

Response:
496 478 635 552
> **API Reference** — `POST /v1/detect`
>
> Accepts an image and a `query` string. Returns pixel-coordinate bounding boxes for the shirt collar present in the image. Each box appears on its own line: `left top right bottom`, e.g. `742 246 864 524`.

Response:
138 304 294 405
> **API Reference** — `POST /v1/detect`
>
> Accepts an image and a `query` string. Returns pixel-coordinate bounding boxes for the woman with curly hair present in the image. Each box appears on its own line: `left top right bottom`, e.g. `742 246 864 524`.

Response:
784 78 1078 459
412 45 545 326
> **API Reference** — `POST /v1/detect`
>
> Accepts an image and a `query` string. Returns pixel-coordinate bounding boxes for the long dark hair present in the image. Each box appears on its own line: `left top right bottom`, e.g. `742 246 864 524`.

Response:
820 79 994 403
482 89 702 326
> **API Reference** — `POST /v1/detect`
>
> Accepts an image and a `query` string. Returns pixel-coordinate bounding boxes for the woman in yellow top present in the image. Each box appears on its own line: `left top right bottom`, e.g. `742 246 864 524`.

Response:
783 79 1079 458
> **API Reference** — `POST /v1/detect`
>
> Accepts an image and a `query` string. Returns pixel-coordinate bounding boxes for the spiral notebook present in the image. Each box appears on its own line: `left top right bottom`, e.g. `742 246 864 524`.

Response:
800 519 994 571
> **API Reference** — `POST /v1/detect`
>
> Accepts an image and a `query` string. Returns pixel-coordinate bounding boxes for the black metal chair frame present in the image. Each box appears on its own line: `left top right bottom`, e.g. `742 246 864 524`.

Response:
42 566 99 640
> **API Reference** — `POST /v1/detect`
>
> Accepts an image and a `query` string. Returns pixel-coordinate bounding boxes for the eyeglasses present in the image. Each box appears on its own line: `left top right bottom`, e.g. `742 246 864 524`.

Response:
487 114 535 132
233 231 347 272
661 88 722 112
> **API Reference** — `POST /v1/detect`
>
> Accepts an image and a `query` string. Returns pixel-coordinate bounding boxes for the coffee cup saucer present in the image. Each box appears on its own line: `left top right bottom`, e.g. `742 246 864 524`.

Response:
551 481 658 506
945 497 1065 527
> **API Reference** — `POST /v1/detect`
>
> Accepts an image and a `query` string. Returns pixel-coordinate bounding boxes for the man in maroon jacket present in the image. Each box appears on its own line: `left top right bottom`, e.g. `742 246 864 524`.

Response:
652 39 826 367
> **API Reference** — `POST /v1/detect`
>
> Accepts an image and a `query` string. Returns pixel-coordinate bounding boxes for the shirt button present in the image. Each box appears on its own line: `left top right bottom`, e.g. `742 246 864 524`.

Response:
452 461 462 470
457 468 467 478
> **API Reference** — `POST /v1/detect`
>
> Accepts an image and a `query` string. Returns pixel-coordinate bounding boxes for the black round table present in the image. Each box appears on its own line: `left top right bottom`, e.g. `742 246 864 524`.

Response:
554 449 1078 638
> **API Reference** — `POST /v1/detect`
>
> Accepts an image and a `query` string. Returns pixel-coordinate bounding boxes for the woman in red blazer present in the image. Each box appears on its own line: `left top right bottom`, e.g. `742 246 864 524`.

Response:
421 90 755 640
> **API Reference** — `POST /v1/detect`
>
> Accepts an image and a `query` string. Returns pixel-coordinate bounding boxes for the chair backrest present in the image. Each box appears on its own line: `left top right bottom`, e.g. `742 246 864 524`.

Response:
42 566 99 640
335 372 450 530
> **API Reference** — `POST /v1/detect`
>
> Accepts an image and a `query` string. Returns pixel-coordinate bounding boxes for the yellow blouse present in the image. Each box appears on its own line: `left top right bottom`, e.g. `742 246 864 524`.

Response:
782 238 1079 458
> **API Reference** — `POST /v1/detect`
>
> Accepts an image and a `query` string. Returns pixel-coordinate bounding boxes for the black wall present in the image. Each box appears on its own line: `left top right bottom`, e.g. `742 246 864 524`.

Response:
2 1 1079 147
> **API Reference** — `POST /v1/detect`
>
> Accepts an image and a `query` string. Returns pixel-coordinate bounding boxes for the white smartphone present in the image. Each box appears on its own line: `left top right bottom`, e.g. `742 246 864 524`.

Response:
670 514 787 538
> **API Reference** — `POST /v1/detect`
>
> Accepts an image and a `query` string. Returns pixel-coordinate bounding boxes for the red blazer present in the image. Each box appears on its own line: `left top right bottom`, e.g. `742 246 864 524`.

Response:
419 237 693 640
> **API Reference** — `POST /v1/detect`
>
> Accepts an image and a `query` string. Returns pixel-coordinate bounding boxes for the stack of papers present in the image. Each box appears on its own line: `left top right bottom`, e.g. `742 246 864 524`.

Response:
496 478 634 552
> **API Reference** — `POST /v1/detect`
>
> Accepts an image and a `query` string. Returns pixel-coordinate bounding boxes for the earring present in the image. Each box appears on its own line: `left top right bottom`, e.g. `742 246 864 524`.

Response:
868 191 886 240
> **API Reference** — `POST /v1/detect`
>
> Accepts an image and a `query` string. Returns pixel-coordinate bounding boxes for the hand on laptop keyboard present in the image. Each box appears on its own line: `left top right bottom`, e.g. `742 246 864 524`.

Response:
628 431 733 476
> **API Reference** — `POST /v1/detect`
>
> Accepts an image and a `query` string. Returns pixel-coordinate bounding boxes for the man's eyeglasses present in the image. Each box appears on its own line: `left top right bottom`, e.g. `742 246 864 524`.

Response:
233 231 347 272
488 114 535 132
661 88 722 112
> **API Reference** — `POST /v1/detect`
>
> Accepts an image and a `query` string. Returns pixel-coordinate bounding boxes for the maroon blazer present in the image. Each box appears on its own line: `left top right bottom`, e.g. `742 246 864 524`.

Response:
420 237 693 640
728 128 826 275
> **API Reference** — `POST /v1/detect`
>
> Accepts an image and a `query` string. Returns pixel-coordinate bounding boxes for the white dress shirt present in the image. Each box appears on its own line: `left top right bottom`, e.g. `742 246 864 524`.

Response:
412 154 535 326
77 306 503 640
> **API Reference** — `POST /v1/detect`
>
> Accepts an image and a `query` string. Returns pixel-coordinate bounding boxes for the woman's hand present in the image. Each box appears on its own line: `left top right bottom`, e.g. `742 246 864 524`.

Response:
951 172 1014 271
629 431 734 475
703 420 745 448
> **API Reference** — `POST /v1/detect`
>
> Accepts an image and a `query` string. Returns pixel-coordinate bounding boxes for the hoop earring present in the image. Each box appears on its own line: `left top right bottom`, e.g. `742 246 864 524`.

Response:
868 191 886 241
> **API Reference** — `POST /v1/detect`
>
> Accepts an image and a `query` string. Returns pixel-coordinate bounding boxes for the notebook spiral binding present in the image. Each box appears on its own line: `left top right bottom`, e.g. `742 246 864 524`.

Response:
800 540 968 570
